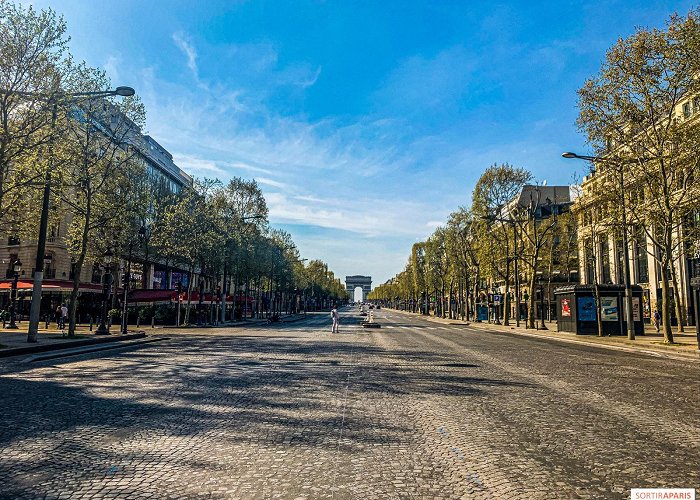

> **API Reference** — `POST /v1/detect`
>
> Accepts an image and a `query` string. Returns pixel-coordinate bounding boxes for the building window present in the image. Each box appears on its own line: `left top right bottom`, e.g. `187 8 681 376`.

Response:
91 264 102 283
616 241 624 284
5 254 18 278
601 238 611 283
7 236 19 246
584 238 596 284
636 236 649 283
683 102 692 119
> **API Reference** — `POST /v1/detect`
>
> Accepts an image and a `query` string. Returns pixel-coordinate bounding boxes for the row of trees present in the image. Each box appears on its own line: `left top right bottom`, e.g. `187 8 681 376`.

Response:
0 1 347 335
574 8 700 343
371 9 700 343
369 164 576 330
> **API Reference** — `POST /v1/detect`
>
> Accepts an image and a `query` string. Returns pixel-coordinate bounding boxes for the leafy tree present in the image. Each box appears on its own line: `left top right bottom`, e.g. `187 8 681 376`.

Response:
576 8 700 342
55 62 145 336
0 1 69 234
472 163 532 323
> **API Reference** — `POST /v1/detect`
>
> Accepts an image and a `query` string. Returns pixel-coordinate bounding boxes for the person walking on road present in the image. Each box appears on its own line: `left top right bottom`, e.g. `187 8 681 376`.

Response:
331 305 340 333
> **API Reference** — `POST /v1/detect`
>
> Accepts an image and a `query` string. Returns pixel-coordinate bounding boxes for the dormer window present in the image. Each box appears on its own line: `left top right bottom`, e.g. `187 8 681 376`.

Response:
683 102 692 118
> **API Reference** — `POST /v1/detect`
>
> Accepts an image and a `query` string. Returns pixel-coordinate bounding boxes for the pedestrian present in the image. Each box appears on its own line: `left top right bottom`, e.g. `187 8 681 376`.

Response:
59 303 68 330
55 304 62 329
653 309 661 332
331 304 339 333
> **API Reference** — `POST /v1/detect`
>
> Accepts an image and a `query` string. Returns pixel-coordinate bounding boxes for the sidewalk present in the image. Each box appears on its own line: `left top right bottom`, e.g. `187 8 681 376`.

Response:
0 325 147 359
388 309 700 360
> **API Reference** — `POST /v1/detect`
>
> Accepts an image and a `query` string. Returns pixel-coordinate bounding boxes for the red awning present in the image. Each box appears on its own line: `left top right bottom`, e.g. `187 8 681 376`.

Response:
0 280 61 290
128 289 177 302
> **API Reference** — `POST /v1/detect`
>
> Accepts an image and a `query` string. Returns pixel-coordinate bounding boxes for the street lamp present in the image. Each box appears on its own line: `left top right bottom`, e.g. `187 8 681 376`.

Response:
95 248 115 335
7 259 22 329
536 272 548 330
562 151 635 340
4 86 138 343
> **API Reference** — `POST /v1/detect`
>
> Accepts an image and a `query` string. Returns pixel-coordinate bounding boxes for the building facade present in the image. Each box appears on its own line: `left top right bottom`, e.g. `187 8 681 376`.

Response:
0 111 193 322
573 94 700 326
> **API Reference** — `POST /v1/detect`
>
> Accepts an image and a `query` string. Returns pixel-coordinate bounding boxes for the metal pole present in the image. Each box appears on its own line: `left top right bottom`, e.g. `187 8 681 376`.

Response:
7 273 19 329
540 282 547 330
27 100 57 342
176 296 181 326
513 221 521 328
121 243 132 335
620 168 635 340
96 268 110 335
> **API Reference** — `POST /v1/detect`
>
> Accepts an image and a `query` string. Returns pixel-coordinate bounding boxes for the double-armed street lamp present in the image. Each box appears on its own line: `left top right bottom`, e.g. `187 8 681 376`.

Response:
7 259 22 329
0 85 137 343
95 248 115 335
562 151 635 340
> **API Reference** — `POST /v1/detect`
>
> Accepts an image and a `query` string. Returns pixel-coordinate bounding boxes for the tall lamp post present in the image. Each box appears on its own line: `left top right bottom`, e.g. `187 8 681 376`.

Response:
7 259 22 329
536 271 548 330
0 86 137 343
96 249 115 335
562 151 635 340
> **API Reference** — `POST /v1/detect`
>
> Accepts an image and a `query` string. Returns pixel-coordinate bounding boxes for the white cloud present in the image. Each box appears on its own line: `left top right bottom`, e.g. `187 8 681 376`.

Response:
256 177 288 190
103 55 121 84
172 31 198 78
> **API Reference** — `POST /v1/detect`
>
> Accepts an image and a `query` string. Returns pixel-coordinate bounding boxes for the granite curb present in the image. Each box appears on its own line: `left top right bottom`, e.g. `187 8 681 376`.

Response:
387 308 699 361
0 332 147 359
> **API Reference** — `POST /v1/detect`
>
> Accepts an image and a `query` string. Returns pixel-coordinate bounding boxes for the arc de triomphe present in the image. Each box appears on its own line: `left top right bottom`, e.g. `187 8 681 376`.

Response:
345 275 372 302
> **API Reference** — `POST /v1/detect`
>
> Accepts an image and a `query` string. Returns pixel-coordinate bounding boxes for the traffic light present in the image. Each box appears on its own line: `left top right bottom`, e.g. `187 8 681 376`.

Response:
121 272 130 288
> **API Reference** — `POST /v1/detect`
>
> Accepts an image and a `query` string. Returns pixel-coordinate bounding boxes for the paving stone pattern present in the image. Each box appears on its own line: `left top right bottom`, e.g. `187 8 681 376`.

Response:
0 309 697 499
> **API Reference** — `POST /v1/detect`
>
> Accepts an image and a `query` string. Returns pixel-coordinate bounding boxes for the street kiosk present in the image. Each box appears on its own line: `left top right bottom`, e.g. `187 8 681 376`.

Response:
554 284 645 336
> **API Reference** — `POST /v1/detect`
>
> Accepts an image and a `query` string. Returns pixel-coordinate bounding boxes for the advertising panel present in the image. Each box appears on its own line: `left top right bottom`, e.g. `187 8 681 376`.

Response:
577 296 597 321
600 296 619 321
561 298 571 317
632 297 641 322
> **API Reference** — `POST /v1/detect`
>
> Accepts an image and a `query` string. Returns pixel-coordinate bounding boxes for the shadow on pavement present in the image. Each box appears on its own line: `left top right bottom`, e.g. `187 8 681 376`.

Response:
0 333 534 496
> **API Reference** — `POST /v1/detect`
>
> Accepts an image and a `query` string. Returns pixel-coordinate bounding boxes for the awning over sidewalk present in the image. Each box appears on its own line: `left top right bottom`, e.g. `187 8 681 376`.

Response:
0 280 103 293
129 289 177 302
0 281 61 291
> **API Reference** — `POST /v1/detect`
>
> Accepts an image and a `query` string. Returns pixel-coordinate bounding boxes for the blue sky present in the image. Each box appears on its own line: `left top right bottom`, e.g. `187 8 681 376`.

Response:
25 0 695 286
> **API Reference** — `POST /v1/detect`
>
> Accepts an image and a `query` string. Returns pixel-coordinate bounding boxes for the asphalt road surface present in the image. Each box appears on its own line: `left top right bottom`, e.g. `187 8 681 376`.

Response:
0 307 697 499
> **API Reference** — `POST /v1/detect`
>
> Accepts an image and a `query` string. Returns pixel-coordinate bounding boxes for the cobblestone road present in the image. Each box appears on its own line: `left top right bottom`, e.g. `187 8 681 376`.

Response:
0 308 697 499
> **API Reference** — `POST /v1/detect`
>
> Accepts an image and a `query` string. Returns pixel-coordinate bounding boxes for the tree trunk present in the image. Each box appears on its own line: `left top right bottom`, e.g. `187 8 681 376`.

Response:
594 284 604 337
528 275 537 329
68 200 92 337
67 250 87 337
184 263 194 324
660 263 674 343
670 263 685 333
